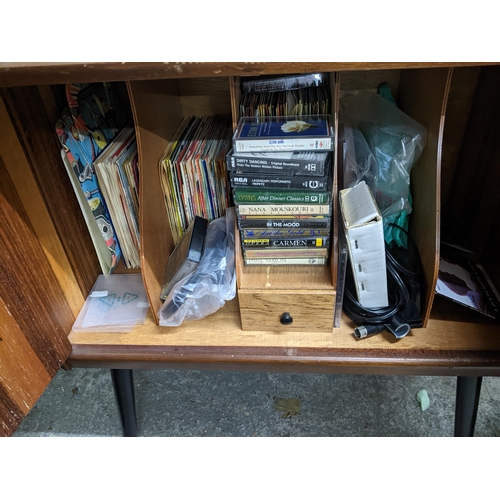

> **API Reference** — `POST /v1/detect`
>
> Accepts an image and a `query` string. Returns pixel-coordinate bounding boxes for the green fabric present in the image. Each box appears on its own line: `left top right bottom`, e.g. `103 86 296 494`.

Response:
377 84 412 249
377 83 397 106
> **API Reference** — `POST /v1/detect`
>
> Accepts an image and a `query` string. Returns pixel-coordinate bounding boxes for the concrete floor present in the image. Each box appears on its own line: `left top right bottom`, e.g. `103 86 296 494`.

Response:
13 368 500 437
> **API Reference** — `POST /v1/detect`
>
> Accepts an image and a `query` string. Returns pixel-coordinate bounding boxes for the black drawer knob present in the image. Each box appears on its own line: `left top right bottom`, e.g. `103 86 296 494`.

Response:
280 312 293 325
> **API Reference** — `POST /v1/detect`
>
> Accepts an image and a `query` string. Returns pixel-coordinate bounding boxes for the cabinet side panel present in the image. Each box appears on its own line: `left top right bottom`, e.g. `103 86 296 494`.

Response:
0 96 85 317
128 80 184 323
0 391 23 437
331 72 340 288
0 157 72 377
397 67 452 327
0 86 100 296
229 76 241 131
0 295 52 436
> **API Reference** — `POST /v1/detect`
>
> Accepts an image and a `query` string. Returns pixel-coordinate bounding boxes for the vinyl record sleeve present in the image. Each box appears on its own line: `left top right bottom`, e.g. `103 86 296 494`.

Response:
436 246 500 319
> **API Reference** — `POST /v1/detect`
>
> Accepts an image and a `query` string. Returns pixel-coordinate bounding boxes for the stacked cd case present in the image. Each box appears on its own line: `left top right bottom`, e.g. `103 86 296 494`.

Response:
228 115 334 266
239 73 330 117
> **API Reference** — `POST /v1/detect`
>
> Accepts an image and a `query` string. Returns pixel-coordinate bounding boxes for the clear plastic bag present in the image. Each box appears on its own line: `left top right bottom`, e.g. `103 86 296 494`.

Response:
73 274 149 332
341 90 427 247
159 207 236 326
343 125 378 194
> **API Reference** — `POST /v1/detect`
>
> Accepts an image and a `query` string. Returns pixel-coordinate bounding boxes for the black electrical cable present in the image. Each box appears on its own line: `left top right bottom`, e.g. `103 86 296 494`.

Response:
343 248 409 325
343 223 423 338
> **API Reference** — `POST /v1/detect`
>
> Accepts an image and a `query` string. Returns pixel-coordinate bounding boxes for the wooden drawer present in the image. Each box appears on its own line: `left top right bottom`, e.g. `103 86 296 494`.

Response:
238 289 335 332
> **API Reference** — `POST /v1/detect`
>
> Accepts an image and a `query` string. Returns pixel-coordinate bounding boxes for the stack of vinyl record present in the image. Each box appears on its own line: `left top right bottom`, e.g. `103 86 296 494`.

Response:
159 115 233 245
227 114 334 266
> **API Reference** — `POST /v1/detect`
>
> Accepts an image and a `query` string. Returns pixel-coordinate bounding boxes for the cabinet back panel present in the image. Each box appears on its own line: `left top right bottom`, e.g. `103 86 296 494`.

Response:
440 67 481 206
446 66 500 290
177 77 232 116
339 69 400 98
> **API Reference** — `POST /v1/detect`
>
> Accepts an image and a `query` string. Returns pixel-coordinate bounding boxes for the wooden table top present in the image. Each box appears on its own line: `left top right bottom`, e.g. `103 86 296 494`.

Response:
68 295 500 376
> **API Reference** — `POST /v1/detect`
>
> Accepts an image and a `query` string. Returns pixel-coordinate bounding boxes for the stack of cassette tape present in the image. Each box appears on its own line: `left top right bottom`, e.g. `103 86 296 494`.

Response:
227 114 334 266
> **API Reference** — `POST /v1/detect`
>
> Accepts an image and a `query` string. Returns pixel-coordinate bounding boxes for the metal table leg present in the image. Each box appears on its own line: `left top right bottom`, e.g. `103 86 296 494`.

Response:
455 376 482 437
111 369 138 437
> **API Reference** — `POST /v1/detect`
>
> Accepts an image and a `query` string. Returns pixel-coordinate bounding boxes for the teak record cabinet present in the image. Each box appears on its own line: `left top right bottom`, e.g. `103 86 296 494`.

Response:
1 62 500 437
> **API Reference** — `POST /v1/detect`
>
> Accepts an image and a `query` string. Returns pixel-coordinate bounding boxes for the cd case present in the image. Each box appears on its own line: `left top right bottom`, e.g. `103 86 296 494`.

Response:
233 115 334 153
160 216 208 300
241 73 329 94
72 274 149 332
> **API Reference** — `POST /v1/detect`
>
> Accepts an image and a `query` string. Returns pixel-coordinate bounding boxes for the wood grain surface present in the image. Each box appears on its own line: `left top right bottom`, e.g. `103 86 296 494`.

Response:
0 295 52 436
397 67 452 327
128 79 185 324
68 293 500 375
0 86 101 296
0 96 84 317
2 62 500 432
238 290 335 331
67 345 500 376
0 148 73 435
0 62 495 88
129 78 233 323
0 157 73 375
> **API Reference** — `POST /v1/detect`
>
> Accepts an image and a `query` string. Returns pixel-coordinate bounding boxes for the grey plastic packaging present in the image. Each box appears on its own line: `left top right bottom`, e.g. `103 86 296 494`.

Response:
159 207 236 327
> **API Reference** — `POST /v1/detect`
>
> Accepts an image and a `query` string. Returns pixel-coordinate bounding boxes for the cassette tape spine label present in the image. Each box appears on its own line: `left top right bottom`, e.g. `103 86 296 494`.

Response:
232 115 334 153
242 237 330 248
230 173 330 190
244 257 327 265
237 204 331 216
227 149 329 177
233 189 330 204
241 228 330 237
238 216 331 229
244 248 328 258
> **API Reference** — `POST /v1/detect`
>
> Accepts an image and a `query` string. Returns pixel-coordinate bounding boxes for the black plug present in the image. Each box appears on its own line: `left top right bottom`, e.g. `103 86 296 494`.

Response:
353 324 385 339
385 313 411 339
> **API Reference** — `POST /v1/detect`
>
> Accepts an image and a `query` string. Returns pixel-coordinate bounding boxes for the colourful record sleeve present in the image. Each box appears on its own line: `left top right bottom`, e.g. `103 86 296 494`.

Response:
55 82 127 272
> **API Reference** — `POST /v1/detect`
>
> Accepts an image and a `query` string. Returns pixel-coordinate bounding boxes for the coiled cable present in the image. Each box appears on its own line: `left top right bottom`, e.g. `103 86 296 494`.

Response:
343 224 422 339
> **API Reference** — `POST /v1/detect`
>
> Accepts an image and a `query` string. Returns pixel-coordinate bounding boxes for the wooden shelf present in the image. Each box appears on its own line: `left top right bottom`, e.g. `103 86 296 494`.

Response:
68 296 500 375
